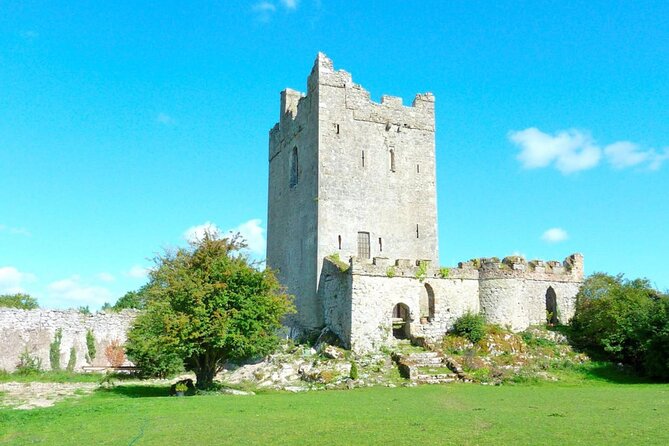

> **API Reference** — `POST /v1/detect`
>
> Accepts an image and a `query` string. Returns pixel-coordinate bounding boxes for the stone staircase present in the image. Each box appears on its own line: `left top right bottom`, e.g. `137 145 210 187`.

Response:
393 347 464 384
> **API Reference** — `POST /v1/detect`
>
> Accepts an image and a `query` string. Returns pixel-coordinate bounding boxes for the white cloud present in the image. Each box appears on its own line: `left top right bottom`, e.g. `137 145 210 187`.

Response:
510 127 668 174
156 112 176 125
97 272 115 283
510 128 601 174
183 221 220 243
0 266 36 294
281 0 298 9
127 265 150 279
20 30 39 40
226 219 266 256
541 228 569 243
0 225 31 236
46 276 112 306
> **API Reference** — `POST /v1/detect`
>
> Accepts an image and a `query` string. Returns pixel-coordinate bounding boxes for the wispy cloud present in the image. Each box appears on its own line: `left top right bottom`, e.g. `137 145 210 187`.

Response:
604 141 669 170
541 228 569 244
126 265 150 279
509 127 668 174
20 30 39 40
226 219 266 257
96 272 115 283
253 0 299 22
47 275 112 306
183 219 266 257
0 266 36 294
183 221 220 243
0 224 31 237
281 0 299 9
156 112 176 125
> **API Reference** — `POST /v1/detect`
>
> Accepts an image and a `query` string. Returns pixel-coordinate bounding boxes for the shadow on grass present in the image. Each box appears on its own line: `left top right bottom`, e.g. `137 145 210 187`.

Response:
99 385 171 398
580 362 663 384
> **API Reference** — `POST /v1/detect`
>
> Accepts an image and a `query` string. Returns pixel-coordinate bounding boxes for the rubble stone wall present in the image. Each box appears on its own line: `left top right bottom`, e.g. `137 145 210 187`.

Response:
0 309 137 372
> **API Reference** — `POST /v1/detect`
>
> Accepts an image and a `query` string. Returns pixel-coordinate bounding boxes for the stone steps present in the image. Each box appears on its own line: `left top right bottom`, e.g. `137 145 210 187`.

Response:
393 346 463 385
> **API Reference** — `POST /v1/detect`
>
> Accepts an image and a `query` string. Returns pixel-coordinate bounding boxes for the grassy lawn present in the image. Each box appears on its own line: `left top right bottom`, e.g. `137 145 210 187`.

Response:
1 374 668 446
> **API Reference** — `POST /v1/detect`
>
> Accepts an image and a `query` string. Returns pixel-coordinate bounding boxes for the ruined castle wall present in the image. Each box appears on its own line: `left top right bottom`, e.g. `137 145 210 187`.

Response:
477 255 583 330
0 309 137 372
347 258 479 352
319 260 352 347
315 54 439 269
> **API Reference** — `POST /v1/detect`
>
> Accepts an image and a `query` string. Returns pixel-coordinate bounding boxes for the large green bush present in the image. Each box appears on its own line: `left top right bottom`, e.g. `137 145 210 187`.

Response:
452 312 487 343
125 231 294 388
570 273 669 378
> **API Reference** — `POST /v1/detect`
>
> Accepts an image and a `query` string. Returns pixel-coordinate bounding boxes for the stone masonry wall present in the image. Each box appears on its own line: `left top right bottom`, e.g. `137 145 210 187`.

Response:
0 309 137 372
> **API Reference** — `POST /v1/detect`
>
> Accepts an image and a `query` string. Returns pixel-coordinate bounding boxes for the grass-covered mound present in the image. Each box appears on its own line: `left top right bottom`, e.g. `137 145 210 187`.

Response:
439 325 591 384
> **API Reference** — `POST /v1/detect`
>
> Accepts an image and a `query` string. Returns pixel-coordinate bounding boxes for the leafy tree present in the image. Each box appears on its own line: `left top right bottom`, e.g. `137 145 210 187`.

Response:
0 293 38 309
125 232 294 389
570 273 667 376
112 284 151 311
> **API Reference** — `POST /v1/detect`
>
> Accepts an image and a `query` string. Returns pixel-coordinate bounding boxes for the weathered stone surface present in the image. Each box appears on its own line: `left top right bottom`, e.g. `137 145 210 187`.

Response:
265 54 584 354
0 309 137 372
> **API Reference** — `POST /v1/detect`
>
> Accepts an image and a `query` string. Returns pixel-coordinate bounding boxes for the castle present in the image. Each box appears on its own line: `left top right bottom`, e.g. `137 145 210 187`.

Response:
267 53 583 353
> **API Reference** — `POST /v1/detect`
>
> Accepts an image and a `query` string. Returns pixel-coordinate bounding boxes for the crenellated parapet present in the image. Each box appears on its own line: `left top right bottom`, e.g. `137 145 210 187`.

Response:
471 253 583 283
332 252 583 284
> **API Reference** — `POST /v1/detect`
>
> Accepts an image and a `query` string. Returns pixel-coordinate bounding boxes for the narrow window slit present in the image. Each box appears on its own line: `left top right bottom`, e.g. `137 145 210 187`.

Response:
338 235 342 250
378 237 383 252
416 224 419 238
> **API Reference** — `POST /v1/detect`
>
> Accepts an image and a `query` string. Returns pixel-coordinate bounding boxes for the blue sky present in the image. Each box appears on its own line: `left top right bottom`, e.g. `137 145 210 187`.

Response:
1 1 667 308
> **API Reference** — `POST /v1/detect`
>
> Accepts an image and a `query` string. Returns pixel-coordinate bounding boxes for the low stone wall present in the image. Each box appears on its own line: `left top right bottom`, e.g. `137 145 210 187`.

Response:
0 309 138 372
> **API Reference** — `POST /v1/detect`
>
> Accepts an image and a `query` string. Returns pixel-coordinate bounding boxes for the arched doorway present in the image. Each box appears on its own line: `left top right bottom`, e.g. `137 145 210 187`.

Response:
546 287 558 325
392 303 411 339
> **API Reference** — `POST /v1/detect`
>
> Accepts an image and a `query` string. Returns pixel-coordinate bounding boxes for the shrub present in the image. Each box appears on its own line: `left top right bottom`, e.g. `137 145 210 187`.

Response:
85 329 96 364
49 328 63 371
16 348 42 375
66 347 77 372
386 267 396 278
0 293 38 309
439 267 450 278
105 340 126 367
452 312 487 343
349 361 359 380
570 273 669 378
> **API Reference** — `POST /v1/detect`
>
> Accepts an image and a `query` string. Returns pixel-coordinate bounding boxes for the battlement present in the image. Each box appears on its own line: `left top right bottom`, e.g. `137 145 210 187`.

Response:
326 252 583 284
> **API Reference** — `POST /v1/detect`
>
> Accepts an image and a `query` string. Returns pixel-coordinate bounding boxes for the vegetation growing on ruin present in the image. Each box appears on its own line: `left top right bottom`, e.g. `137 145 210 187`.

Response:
415 260 428 281
438 267 450 278
327 253 350 273
385 266 396 278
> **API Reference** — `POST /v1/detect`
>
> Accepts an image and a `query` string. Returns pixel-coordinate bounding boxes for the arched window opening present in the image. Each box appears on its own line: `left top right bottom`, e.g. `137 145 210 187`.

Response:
289 146 299 188
546 287 558 325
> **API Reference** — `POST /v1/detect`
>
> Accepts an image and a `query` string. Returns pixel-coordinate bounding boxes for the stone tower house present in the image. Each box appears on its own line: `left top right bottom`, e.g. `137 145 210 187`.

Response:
268 54 584 351
268 53 438 333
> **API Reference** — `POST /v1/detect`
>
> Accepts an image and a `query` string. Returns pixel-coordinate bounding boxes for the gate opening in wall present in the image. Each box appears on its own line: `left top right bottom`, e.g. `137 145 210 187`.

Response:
392 303 411 339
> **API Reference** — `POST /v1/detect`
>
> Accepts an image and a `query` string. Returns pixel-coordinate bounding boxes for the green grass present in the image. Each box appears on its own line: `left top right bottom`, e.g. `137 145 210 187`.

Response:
1 374 668 445
0 370 121 384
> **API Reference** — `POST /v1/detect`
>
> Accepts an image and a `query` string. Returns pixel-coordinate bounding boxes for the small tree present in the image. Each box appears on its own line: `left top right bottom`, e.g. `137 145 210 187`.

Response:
0 293 38 309
104 340 126 367
125 231 294 389
49 328 63 371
